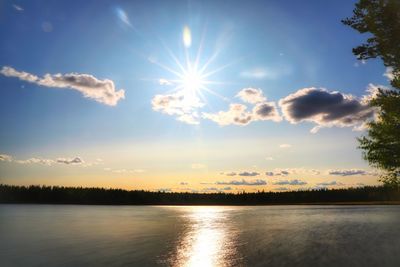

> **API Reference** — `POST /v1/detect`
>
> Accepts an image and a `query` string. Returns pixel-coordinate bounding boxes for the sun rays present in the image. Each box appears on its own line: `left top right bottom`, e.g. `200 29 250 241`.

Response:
152 25 231 106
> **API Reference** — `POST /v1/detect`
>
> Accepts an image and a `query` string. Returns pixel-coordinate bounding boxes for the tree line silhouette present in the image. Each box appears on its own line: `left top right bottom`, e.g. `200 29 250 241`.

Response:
0 184 399 205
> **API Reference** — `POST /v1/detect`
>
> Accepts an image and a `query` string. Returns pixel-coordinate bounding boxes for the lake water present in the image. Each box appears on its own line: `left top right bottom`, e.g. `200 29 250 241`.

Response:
0 205 399 266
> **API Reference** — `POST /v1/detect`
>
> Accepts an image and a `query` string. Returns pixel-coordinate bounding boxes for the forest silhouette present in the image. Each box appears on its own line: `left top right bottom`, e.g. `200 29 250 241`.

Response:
1 184 399 205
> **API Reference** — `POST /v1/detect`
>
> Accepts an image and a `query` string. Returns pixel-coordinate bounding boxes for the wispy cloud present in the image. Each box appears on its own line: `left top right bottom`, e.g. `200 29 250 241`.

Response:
191 163 207 169
0 66 125 106
279 144 291 148
216 179 267 186
220 172 237 176
240 66 292 80
1 153 86 166
15 158 55 165
273 179 307 185
104 168 146 174
202 186 232 192
13 4 24 11
115 7 133 28
159 78 173 86
328 169 372 176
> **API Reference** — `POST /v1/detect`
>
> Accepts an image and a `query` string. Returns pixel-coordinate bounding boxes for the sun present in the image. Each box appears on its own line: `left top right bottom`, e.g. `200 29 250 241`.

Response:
152 25 231 104
181 68 204 93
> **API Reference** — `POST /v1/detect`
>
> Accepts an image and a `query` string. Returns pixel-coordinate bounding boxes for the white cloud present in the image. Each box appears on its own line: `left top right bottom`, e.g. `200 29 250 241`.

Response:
202 103 252 126
203 102 281 126
279 144 291 148
236 88 266 104
0 66 125 106
152 91 203 125
383 67 394 81
15 158 55 166
203 88 281 126
159 78 173 86
0 154 13 162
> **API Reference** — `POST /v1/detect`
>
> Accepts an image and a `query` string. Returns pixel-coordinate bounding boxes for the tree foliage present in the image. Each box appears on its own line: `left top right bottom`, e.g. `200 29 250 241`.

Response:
343 0 400 185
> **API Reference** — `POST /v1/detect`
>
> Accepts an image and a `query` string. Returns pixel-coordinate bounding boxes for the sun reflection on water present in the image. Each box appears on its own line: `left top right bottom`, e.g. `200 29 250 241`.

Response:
171 206 239 267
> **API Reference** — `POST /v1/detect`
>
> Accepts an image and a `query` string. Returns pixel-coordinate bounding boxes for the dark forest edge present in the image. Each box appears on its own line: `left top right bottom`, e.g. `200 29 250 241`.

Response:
1 184 400 205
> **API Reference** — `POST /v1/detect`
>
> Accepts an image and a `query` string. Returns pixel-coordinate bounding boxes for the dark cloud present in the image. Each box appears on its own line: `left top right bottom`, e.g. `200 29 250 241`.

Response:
223 172 237 176
56 157 83 165
238 171 260 177
316 181 342 186
265 170 290 176
252 102 282 121
279 87 376 133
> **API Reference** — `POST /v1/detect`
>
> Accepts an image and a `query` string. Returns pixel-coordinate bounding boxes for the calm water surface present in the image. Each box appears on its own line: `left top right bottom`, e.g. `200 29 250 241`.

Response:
0 205 399 266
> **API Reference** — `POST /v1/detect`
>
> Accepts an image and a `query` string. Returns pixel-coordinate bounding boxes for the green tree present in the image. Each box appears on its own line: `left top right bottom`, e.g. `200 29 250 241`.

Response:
343 0 400 186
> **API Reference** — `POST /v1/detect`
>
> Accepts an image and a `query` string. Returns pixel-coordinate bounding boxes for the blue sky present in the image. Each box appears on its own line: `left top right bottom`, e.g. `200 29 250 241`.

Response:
0 0 392 191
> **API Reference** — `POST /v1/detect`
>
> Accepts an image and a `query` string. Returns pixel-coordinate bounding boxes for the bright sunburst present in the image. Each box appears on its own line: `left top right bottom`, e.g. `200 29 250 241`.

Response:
153 25 230 103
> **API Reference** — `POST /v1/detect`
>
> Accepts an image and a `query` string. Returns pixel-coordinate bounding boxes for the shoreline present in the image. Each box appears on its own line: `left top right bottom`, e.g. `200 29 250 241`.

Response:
1 201 400 206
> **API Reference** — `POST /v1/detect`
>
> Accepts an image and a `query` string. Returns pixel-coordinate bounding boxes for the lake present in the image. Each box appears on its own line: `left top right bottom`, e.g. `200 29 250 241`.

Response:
0 205 399 266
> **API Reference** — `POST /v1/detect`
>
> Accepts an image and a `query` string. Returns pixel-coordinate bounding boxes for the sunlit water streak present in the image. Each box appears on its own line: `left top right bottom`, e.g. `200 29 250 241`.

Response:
169 207 240 267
